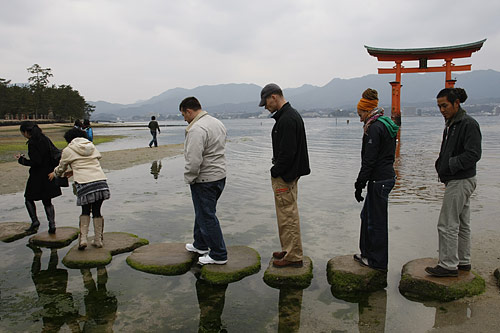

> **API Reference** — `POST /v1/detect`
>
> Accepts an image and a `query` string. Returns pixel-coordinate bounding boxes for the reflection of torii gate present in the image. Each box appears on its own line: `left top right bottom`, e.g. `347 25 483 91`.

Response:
364 39 486 129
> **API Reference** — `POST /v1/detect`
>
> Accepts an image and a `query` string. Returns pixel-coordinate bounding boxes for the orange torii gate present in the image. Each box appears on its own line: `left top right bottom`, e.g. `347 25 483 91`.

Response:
364 39 486 129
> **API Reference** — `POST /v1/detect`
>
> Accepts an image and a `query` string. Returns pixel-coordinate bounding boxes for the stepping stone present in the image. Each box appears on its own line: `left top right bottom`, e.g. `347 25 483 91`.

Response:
327 255 387 297
399 258 485 302
263 256 313 289
201 246 261 284
494 268 500 287
29 227 79 248
0 222 36 242
126 243 197 276
62 232 149 269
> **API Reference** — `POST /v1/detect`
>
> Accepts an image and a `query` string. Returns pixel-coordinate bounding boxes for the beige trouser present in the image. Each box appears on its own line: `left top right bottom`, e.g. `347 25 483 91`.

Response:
271 176 303 261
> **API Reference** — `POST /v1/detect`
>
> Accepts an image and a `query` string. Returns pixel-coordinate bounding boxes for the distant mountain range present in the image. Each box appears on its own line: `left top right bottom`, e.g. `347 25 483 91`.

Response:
90 69 500 120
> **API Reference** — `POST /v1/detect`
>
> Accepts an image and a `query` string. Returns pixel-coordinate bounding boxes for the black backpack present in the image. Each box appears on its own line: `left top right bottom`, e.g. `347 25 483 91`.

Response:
47 138 69 187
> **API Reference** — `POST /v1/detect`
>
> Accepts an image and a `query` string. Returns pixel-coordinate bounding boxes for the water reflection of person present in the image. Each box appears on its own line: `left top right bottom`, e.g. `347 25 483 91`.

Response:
278 287 303 332
357 290 387 333
331 288 387 333
80 266 118 332
150 160 162 179
195 278 228 332
27 244 80 332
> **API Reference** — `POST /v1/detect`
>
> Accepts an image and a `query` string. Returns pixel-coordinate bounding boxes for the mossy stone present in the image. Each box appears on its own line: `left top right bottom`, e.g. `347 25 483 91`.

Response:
201 246 261 284
29 227 79 248
126 243 196 276
263 256 313 289
62 232 149 269
399 258 486 302
0 222 36 242
327 255 387 297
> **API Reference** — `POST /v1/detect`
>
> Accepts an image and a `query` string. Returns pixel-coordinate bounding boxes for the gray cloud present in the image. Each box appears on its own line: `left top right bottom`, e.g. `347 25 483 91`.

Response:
0 0 498 104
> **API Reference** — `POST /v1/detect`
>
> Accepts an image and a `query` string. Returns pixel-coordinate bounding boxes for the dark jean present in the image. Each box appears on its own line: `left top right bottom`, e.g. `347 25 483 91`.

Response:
149 130 158 147
359 178 395 270
190 178 227 261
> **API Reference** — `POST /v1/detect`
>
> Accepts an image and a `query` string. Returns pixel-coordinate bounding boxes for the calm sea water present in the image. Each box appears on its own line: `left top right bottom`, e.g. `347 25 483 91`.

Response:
1 116 499 332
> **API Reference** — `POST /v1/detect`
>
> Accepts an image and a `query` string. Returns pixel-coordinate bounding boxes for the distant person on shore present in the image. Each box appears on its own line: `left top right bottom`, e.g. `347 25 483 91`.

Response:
259 83 310 268
353 88 398 272
49 128 110 250
83 119 93 142
16 121 62 234
148 116 160 148
74 119 83 130
180 97 228 265
425 88 481 277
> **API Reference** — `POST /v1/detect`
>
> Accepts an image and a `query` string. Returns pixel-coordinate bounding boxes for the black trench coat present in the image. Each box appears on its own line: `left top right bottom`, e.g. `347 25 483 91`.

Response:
18 134 62 201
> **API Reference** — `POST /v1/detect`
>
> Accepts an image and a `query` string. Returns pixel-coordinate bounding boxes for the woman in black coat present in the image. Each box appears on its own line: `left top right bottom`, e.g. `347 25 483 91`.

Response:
16 121 62 233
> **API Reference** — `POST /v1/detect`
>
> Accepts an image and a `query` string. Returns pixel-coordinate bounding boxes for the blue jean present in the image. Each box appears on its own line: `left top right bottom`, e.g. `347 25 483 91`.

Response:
359 178 395 270
149 130 158 147
190 178 227 260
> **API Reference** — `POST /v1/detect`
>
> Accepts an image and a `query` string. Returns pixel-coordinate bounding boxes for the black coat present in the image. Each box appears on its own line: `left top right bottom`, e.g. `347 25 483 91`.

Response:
435 108 481 183
356 120 397 186
18 134 62 200
271 102 310 182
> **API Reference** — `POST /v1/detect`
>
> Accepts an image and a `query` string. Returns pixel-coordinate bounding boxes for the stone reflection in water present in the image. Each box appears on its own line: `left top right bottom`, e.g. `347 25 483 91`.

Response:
195 277 228 333
151 160 162 179
28 244 80 332
278 287 303 333
331 288 387 332
80 266 118 332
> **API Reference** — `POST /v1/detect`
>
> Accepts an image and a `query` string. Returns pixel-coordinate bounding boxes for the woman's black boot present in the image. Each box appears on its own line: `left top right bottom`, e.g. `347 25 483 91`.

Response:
25 200 40 232
44 204 56 234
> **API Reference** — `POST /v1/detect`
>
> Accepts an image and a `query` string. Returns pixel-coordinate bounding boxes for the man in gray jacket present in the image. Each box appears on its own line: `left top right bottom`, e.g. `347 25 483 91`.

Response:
180 97 228 265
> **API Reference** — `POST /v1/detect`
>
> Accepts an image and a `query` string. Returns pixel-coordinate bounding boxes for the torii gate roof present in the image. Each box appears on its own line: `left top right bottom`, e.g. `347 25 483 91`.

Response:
365 39 486 61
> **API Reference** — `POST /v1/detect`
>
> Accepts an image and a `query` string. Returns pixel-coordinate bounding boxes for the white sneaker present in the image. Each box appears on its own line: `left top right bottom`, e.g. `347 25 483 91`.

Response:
198 254 227 265
185 243 209 255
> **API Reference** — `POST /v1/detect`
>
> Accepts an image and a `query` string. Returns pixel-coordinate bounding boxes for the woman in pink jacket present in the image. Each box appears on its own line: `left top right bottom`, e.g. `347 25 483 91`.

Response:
49 128 110 250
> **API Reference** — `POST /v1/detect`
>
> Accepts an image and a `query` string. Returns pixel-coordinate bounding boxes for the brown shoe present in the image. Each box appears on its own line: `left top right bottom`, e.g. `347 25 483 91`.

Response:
272 251 287 259
273 259 303 268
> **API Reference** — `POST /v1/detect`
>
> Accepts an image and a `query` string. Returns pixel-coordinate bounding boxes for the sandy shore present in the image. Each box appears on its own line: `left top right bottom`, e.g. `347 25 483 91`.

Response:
0 143 183 195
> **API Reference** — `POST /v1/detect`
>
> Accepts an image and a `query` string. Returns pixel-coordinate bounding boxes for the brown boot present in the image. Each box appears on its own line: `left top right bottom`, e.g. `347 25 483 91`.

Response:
92 217 104 248
78 215 90 250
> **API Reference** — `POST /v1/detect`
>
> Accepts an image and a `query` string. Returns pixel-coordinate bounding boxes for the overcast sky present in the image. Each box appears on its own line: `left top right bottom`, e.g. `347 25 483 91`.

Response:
1 0 499 104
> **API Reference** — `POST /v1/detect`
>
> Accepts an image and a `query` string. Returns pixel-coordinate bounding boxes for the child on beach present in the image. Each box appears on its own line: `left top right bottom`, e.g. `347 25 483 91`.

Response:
49 128 110 250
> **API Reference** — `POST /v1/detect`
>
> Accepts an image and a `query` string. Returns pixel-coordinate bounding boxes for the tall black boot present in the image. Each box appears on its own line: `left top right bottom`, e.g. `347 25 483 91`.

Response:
44 204 56 234
25 200 40 232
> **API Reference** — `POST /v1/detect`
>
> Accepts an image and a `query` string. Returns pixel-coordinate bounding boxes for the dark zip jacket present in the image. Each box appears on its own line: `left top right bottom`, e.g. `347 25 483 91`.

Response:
356 118 398 187
271 102 310 182
435 108 481 183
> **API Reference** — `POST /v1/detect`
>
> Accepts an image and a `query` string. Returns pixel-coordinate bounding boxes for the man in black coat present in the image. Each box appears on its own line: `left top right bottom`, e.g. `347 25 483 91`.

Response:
259 83 310 268
425 88 481 277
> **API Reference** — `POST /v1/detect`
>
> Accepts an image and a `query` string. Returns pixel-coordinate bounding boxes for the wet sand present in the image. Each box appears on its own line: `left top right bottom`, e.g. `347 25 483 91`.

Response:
0 143 183 195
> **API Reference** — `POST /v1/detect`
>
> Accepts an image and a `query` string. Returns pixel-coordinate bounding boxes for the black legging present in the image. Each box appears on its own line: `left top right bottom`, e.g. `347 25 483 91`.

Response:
81 199 104 218
26 198 52 207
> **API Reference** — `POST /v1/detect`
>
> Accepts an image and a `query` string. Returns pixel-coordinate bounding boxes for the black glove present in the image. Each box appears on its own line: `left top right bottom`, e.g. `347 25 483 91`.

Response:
355 188 364 202
354 188 365 202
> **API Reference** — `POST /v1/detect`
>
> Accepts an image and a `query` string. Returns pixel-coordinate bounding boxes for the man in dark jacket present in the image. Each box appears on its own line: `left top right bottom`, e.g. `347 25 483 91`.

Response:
148 116 160 148
426 88 481 277
259 83 310 268
354 89 398 272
